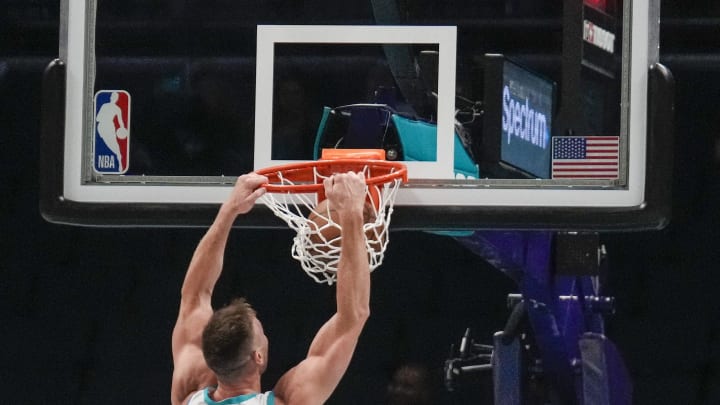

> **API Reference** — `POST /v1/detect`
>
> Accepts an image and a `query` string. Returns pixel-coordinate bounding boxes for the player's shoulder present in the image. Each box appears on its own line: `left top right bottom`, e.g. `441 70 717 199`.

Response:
171 358 216 405
271 392 287 405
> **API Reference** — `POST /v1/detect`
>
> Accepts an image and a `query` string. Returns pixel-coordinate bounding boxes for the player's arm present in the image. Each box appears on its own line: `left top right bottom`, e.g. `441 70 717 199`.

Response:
171 173 267 405
273 172 371 405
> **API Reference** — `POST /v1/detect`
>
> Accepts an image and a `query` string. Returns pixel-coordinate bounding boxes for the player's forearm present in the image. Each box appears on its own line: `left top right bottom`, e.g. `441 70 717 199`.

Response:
180 203 237 299
335 211 371 327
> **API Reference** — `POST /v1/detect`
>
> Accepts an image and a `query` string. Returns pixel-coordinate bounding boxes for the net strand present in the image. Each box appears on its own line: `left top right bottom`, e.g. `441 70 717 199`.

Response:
260 164 402 285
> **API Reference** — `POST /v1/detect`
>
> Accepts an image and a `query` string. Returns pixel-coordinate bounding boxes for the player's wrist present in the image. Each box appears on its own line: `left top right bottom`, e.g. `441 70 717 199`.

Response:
337 208 364 227
218 200 242 220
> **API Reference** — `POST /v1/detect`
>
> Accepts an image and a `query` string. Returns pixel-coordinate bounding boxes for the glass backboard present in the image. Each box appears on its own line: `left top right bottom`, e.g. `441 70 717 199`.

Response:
40 0 673 230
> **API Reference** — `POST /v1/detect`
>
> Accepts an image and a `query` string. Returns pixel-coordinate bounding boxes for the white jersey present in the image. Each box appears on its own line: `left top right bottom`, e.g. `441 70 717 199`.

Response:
187 388 276 405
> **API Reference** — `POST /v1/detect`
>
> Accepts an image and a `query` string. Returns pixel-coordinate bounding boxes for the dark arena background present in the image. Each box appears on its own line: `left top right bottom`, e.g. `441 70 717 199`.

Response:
3 1 720 404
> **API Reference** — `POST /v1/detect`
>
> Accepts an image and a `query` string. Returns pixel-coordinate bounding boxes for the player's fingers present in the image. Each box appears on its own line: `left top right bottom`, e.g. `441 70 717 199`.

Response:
234 175 266 200
250 186 266 200
335 171 358 184
235 185 266 213
242 173 268 188
323 176 334 193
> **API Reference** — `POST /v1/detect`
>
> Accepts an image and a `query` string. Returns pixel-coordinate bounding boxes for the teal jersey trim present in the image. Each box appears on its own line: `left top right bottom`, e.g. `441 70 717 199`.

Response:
200 389 274 405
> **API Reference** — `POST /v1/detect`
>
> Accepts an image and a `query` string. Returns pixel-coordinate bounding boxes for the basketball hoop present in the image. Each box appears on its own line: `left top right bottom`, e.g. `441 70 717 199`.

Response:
257 149 407 285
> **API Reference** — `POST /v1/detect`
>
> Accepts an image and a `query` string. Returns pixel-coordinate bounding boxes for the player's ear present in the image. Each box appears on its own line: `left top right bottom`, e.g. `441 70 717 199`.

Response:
252 350 264 366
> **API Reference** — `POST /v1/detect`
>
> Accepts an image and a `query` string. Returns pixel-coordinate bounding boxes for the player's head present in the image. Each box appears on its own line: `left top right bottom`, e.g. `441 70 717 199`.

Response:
202 298 269 381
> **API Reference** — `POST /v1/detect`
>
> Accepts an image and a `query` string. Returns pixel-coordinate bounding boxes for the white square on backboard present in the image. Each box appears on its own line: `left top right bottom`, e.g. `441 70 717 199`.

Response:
253 25 458 180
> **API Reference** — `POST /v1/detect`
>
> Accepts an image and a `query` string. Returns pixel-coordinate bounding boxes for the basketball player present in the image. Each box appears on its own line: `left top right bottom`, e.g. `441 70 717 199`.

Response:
171 171 371 405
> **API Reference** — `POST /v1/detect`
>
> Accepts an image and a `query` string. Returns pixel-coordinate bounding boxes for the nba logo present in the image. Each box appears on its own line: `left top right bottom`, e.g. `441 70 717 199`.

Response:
93 90 131 174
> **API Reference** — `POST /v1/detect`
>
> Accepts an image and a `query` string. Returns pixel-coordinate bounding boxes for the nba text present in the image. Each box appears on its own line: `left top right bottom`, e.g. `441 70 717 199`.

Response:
97 155 118 169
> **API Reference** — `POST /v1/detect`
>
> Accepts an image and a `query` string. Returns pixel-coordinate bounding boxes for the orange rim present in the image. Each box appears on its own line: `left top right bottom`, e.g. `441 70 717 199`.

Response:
256 159 408 193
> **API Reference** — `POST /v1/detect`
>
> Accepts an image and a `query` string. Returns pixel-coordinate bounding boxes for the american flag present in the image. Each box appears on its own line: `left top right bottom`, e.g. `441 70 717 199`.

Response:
551 136 619 179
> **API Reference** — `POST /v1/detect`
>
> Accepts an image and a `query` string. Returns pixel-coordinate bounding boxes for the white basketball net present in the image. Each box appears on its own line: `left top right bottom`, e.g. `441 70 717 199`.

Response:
260 165 403 285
